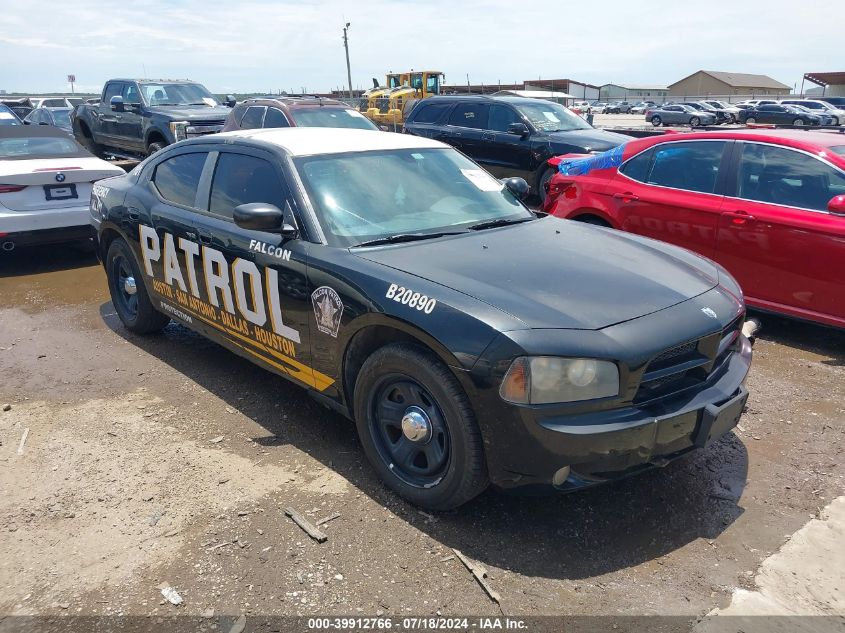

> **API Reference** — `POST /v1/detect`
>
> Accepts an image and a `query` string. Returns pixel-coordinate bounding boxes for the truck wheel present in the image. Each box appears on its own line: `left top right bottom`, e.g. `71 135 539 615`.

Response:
354 343 488 510
106 238 170 334
76 127 105 158
147 141 166 156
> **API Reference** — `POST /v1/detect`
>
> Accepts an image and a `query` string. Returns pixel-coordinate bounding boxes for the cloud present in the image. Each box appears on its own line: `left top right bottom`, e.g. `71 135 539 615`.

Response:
1 0 836 94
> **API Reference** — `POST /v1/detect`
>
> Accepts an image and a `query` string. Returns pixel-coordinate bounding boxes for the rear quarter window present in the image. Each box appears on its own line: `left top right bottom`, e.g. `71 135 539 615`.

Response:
619 147 653 182
152 152 208 208
411 102 452 124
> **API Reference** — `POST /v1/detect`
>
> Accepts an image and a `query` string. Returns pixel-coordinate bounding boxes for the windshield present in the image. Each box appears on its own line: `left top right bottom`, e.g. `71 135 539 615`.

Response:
295 148 532 247
140 83 217 106
290 108 378 130
0 107 19 126
67 98 83 107
513 101 591 132
0 136 81 157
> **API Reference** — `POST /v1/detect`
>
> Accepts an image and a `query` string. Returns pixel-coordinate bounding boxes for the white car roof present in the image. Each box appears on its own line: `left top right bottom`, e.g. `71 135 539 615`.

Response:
215 127 447 157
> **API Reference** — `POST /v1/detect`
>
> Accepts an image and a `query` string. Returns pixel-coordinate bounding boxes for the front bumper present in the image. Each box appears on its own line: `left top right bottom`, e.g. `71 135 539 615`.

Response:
489 335 751 492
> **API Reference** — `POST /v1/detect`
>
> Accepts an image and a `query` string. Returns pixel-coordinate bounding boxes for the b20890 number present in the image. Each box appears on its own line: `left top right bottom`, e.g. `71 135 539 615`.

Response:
386 284 436 314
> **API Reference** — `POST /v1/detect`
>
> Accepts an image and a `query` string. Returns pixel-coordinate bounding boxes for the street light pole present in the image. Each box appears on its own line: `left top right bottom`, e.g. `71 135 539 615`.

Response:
342 22 353 100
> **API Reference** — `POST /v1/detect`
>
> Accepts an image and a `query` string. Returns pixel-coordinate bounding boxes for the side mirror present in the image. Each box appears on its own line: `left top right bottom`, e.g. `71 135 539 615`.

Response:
507 122 529 137
225 95 236 108
502 177 530 201
233 202 298 237
110 96 125 112
829 195 845 215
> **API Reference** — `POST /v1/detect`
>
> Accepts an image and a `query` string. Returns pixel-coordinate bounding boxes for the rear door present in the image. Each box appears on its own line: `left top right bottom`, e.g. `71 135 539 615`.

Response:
607 139 730 258
187 148 317 389
715 141 845 325
443 101 489 158
137 148 212 334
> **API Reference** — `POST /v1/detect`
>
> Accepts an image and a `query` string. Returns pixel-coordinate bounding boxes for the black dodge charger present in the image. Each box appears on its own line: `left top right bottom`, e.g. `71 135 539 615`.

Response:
90 128 752 510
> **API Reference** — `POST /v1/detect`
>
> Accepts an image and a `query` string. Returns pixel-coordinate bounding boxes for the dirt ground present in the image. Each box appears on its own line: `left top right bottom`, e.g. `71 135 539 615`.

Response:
0 244 843 625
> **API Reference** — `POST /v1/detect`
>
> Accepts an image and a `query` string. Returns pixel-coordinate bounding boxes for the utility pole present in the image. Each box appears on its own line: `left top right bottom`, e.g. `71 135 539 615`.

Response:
342 22 353 100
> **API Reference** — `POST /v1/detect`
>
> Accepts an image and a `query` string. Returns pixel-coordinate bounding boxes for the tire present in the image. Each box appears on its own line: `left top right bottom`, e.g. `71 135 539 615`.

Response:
105 238 170 334
538 167 556 206
651 116 662 127
792 118 804 127
76 126 104 158
147 141 166 157
745 117 756 125
690 116 700 127
353 343 488 510
574 215 611 227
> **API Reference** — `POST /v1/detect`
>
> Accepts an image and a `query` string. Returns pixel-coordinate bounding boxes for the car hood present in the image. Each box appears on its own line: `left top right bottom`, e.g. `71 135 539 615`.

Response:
354 218 720 330
146 105 231 121
546 128 632 152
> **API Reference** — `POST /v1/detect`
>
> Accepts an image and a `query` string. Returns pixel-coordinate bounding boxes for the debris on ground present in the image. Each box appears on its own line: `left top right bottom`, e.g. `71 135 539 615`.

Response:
209 436 224 443
2 403 10 412
315 512 341 526
16 428 29 455
285 507 327 542
158 582 183 606
453 548 501 604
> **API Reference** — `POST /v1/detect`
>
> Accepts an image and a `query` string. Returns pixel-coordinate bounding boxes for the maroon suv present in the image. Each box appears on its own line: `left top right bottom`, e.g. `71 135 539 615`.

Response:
222 96 378 132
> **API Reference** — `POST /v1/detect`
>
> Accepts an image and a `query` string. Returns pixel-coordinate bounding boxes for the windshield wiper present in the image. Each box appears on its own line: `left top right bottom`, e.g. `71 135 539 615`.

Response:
467 217 535 231
352 231 466 247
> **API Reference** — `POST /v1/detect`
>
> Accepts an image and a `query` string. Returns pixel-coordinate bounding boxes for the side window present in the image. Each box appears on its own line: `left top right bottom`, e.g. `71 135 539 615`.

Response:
103 83 123 104
263 107 290 128
488 105 522 133
152 152 208 208
736 143 845 212
123 83 140 105
412 102 451 124
646 141 726 194
619 148 654 182
239 106 266 130
208 153 287 219
231 104 248 125
447 103 489 129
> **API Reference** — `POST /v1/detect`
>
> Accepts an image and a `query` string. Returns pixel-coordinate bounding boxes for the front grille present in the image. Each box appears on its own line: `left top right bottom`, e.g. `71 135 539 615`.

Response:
634 314 744 404
187 119 226 127
376 97 390 113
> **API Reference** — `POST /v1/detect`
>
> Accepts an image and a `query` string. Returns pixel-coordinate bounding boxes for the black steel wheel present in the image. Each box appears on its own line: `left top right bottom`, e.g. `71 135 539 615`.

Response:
354 343 488 510
369 378 450 487
106 238 170 334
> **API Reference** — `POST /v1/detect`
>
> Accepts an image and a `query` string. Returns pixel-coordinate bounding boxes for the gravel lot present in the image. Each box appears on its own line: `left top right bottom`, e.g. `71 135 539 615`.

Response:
1 244 843 625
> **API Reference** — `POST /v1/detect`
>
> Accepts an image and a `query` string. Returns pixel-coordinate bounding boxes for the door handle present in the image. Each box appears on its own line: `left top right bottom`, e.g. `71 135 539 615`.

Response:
127 207 140 221
482 132 494 141
197 230 213 245
612 192 639 202
725 210 756 226
185 231 197 240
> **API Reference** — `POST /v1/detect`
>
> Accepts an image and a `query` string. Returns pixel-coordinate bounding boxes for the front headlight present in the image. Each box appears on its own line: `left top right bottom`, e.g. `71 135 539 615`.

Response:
499 357 619 405
169 121 188 141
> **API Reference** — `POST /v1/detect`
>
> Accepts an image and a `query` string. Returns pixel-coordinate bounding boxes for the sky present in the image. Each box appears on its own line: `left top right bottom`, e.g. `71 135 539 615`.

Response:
0 0 837 95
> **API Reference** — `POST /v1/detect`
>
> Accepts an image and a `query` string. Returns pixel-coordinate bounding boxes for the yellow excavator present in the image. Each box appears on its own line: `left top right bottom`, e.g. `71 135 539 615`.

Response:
363 70 444 129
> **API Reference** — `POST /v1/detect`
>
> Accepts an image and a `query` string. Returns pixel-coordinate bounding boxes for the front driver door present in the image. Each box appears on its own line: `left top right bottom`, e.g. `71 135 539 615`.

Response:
187 148 321 392
482 104 534 181
715 141 845 325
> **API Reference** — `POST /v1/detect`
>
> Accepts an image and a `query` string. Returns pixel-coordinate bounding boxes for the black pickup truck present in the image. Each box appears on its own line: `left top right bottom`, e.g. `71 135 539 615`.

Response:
72 78 235 158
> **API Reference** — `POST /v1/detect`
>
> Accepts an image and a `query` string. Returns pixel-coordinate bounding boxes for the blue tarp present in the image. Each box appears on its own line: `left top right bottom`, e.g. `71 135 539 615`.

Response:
557 144 625 176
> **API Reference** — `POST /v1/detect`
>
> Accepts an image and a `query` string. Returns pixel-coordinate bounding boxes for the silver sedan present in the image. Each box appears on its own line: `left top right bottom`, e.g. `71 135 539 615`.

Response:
645 104 717 127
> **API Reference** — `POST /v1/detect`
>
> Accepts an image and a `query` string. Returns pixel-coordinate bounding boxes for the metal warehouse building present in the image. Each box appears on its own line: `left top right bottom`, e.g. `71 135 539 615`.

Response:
667 70 790 97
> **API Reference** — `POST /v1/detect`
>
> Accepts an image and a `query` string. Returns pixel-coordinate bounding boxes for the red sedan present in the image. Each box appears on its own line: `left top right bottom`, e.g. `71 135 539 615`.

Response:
542 129 845 329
